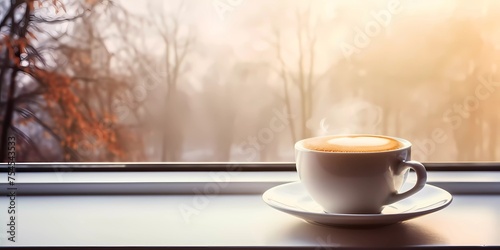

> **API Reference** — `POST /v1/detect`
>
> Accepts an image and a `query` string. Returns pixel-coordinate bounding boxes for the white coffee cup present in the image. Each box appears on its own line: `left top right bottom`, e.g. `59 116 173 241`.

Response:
295 134 427 214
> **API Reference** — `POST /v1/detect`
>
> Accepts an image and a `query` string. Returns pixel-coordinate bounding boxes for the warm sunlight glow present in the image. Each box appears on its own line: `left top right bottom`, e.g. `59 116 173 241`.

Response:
1 0 500 162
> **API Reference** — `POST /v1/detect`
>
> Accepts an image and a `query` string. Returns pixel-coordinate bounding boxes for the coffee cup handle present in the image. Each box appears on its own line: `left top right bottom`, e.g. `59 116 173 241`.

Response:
386 161 427 204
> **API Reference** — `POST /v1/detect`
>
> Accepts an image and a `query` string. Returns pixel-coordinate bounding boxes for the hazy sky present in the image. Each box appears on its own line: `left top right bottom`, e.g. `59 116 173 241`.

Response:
110 0 500 102
35 0 500 161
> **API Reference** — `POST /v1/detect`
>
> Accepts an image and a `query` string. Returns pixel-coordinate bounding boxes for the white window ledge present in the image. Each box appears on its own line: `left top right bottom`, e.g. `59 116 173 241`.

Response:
1 171 500 195
0 171 499 249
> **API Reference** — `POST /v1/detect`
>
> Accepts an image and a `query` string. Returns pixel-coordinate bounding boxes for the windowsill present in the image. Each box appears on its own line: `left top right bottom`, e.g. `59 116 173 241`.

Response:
2 171 500 194
1 170 500 249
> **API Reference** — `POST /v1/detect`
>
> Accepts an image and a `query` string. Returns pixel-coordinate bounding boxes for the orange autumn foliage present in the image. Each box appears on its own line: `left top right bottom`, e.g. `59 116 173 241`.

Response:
2 0 135 161
26 67 124 160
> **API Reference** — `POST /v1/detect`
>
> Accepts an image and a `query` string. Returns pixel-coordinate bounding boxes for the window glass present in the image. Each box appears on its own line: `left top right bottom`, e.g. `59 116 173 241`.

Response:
2 0 499 162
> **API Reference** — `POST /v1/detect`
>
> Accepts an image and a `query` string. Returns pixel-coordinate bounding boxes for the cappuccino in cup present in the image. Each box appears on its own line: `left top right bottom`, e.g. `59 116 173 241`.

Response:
302 135 403 153
295 134 427 214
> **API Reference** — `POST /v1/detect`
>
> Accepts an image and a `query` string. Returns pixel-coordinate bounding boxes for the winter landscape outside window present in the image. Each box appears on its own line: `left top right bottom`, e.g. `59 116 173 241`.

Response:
1 0 499 164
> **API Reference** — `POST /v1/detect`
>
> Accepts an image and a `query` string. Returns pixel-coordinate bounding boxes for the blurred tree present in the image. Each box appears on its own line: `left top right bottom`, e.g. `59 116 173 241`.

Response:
151 2 193 162
272 7 321 142
0 0 126 161
52 0 149 161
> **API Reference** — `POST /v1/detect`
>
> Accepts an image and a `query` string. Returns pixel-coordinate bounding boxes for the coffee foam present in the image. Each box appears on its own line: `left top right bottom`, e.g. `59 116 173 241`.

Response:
302 136 402 153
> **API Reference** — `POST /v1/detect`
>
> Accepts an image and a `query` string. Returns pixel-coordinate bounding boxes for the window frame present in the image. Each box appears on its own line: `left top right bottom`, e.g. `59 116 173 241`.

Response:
4 162 500 172
2 162 500 195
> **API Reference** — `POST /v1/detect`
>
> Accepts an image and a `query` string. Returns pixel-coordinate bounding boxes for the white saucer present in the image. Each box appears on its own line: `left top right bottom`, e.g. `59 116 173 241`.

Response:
262 181 452 227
